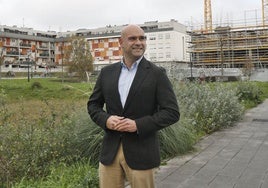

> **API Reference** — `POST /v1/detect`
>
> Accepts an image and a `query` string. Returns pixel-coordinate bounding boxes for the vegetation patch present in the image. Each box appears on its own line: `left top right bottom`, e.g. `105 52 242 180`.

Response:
0 78 267 187
31 81 43 90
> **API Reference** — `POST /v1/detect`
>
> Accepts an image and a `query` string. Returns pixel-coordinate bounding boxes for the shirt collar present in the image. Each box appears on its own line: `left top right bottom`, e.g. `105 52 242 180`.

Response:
121 56 143 70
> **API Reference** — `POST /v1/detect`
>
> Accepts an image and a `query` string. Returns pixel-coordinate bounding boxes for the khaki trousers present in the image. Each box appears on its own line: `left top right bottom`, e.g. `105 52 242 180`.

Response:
99 143 155 188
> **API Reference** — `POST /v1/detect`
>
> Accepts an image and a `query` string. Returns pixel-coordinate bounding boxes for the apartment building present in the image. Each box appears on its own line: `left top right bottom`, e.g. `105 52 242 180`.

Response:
142 20 188 63
0 25 57 68
59 19 189 65
0 19 189 71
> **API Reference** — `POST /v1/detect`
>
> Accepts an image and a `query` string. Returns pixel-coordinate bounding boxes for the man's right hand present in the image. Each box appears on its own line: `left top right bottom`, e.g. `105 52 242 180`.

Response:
106 115 125 130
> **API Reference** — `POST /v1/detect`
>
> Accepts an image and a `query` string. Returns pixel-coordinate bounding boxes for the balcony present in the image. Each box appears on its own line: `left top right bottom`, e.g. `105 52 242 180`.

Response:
3 43 19 47
20 43 31 48
39 52 49 57
38 45 49 50
6 51 19 56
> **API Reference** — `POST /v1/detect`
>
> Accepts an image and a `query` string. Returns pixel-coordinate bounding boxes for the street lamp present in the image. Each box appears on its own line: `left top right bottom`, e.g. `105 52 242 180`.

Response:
61 42 64 84
27 50 31 82
0 47 5 80
190 52 193 81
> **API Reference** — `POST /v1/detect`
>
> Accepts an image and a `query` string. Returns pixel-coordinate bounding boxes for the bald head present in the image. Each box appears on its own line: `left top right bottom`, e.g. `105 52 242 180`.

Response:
119 24 147 65
121 24 145 39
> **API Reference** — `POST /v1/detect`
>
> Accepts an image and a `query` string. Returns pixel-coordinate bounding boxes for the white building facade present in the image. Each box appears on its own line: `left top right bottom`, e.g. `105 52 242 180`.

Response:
140 20 189 63
59 19 190 64
144 29 188 62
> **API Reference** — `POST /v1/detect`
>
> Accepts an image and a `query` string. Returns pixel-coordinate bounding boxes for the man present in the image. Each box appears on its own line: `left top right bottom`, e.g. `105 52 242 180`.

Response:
87 24 180 188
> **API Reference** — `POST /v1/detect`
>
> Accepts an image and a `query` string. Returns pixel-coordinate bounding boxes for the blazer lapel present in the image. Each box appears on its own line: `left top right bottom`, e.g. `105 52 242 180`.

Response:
111 62 124 111
123 58 150 111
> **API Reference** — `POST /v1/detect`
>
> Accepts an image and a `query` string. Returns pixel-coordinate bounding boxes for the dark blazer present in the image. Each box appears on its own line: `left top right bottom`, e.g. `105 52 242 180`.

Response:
87 57 180 170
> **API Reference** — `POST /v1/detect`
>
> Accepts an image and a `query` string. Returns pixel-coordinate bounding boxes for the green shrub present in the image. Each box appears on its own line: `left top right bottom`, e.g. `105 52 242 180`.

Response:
174 81 244 133
159 118 198 160
70 111 103 167
31 82 42 90
0 100 81 185
0 89 11 126
14 161 99 188
236 81 263 108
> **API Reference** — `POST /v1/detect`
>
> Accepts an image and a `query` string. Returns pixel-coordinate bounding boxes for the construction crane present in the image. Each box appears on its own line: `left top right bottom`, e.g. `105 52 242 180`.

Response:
262 0 268 26
204 0 212 32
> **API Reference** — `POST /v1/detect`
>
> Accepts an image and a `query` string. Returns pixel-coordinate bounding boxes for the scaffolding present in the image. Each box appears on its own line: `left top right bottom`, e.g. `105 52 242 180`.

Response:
188 20 268 69
187 0 268 69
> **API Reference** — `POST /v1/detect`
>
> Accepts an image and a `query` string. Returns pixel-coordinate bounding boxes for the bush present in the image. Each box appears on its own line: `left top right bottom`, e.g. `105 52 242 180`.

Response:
236 81 263 108
0 89 11 126
6 71 15 77
14 161 99 188
159 118 198 160
174 81 244 134
0 100 82 185
71 111 103 167
31 81 42 89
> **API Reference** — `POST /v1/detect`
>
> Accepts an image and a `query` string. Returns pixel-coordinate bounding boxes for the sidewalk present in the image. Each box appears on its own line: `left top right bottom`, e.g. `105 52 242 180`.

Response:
155 99 268 188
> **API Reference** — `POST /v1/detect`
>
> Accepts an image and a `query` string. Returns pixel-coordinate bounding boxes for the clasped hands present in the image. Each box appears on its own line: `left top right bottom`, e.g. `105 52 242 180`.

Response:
106 115 137 133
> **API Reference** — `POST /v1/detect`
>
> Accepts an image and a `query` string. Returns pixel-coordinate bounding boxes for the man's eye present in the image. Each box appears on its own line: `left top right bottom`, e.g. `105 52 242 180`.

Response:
139 36 147 41
127 36 147 42
128 36 137 41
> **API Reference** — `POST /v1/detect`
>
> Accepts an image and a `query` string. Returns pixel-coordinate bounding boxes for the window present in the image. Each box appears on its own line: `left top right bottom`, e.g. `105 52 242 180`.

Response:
150 53 157 61
158 34 163 39
165 33 170 39
158 53 163 59
166 52 171 59
149 44 157 50
106 51 113 56
158 43 163 49
166 43 171 49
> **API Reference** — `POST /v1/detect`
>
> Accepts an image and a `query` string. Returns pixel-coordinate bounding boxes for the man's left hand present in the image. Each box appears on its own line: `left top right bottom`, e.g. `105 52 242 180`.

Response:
114 118 137 132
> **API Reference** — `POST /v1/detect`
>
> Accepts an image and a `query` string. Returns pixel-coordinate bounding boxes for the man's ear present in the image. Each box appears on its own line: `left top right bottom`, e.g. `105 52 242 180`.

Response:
119 37 123 46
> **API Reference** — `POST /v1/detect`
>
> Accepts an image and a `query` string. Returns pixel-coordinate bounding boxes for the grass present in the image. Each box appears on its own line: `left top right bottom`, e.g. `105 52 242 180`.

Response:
0 78 93 102
256 81 268 100
0 78 94 125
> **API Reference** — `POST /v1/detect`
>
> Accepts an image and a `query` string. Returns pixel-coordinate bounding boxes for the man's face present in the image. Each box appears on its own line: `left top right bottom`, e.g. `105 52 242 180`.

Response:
120 27 147 60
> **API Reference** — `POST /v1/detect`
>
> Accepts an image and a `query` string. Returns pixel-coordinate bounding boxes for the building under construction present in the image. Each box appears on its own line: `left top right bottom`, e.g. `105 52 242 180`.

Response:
188 0 268 69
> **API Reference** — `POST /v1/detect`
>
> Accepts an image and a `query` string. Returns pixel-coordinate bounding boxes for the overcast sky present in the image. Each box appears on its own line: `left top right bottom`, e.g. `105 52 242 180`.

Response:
0 0 262 32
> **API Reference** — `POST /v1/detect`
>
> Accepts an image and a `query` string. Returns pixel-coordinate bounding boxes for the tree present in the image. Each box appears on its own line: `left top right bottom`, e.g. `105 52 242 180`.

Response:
242 57 254 80
0 47 5 80
64 36 93 81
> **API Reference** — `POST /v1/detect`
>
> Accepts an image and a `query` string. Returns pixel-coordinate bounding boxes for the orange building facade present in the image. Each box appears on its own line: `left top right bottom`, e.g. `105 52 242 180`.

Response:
87 36 122 63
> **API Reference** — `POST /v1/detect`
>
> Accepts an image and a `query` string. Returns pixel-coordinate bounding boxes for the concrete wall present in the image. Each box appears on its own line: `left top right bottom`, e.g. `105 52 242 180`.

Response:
250 69 268 81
